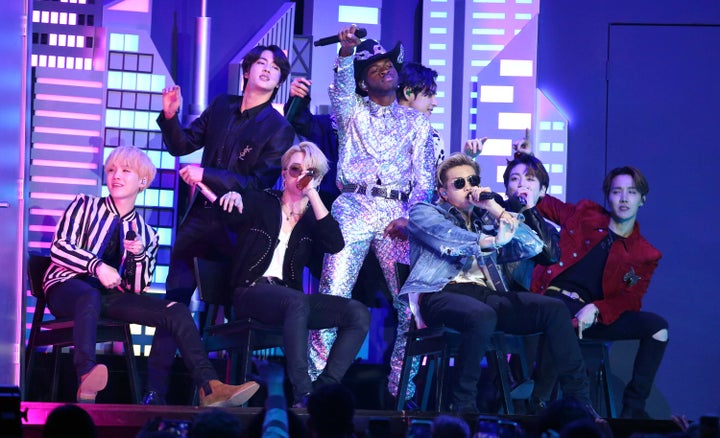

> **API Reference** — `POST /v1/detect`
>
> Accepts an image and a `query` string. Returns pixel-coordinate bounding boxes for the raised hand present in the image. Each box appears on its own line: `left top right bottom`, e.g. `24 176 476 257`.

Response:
161 86 182 119
513 128 532 156
464 137 487 158
290 77 312 99
338 24 361 57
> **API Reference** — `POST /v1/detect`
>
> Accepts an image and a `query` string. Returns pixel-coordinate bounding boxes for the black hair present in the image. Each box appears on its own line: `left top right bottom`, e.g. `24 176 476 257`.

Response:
241 45 290 99
502 153 550 191
397 62 438 102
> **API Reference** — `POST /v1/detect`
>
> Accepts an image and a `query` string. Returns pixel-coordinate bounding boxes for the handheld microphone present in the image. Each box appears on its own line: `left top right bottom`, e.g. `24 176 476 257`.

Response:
284 96 305 122
506 194 527 213
314 28 368 47
467 191 502 201
297 169 316 190
122 228 138 290
196 182 218 203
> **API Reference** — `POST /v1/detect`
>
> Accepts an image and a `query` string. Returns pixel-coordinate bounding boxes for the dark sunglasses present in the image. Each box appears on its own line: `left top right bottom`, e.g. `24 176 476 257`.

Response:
286 164 316 178
451 174 480 190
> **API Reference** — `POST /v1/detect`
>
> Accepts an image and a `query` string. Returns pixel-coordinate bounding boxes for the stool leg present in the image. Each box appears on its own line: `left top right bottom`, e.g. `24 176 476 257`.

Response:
123 328 141 404
396 354 413 411
438 350 454 412
25 349 36 401
51 346 61 401
491 349 514 414
600 343 616 418
420 356 434 411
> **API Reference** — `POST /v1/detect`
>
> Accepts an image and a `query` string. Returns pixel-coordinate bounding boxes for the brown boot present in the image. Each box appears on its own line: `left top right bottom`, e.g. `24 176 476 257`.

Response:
77 364 108 403
199 380 260 407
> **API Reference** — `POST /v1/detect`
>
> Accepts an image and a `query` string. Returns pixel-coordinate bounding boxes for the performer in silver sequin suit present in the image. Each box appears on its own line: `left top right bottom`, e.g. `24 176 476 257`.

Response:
308 26 436 399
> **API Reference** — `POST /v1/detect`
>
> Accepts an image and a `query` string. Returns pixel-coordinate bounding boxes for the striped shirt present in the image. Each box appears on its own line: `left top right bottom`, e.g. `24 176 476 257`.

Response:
43 194 159 294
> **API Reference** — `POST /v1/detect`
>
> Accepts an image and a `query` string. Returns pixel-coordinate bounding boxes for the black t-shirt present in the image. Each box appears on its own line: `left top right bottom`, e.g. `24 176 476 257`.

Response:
550 230 624 303
101 219 123 270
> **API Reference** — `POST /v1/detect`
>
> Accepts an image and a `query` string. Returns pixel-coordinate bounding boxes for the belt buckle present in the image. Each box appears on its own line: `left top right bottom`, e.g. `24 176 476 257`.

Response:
347 184 365 195
371 186 389 199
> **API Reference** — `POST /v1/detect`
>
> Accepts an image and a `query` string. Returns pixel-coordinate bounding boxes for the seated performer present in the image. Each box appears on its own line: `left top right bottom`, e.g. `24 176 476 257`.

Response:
531 165 667 419
218 141 370 408
399 153 593 413
147 44 295 404
501 152 561 291
43 146 259 405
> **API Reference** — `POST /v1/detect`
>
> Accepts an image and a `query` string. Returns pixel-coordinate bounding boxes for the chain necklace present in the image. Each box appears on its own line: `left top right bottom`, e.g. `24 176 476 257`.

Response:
281 202 308 221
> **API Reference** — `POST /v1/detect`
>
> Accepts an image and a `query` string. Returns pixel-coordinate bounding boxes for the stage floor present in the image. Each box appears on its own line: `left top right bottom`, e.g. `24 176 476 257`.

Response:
19 401 681 438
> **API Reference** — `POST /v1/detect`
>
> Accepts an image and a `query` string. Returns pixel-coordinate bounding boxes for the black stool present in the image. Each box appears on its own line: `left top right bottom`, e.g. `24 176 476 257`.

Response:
580 338 616 418
396 326 538 413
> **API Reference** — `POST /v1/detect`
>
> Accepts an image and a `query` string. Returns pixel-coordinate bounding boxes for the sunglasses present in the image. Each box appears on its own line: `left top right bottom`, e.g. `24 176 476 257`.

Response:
286 164 317 178
451 174 480 190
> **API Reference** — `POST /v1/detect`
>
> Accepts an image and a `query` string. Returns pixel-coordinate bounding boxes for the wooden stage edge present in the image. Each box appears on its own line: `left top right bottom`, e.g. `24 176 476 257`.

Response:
20 401 682 438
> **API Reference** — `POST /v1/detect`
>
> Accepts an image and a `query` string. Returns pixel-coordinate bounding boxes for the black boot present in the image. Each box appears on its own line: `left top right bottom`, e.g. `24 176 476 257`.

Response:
621 337 668 418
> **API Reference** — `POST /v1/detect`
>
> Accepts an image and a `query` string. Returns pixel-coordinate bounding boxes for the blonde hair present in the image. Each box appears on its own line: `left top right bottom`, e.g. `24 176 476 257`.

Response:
436 152 479 188
281 141 330 181
105 146 157 192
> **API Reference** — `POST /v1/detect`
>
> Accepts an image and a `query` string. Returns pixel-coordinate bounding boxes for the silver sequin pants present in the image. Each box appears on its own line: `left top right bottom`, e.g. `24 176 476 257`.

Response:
308 193 419 398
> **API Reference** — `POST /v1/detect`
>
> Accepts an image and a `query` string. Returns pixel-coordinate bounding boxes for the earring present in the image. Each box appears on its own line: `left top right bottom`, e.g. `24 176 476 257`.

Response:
141 178 147 185
360 81 367 90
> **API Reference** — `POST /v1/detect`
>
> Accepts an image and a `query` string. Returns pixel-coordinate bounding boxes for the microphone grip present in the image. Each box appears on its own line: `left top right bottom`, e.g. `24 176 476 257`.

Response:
467 192 504 204
284 96 305 122
506 194 527 213
123 228 138 288
313 28 368 47
196 182 217 203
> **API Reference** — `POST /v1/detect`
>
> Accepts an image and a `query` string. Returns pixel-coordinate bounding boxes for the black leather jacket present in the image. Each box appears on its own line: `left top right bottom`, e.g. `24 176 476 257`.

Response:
501 205 561 291
227 190 344 292
157 94 295 223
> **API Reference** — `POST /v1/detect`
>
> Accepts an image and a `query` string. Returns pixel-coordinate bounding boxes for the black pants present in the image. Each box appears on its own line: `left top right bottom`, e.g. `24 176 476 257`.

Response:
147 204 235 396
46 278 218 389
535 292 668 412
419 283 590 411
233 281 370 403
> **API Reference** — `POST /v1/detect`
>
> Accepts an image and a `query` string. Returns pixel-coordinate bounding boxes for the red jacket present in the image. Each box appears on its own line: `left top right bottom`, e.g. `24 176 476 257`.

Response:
531 195 662 325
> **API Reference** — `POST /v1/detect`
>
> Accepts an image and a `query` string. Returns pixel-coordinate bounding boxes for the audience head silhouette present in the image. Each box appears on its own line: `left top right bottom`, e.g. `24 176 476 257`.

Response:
43 404 96 438
307 384 356 438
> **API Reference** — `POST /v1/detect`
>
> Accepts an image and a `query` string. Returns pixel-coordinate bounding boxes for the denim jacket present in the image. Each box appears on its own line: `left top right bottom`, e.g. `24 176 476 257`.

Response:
400 201 544 298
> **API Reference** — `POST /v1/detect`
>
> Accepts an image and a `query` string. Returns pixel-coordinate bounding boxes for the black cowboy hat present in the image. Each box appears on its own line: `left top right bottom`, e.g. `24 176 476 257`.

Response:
353 39 404 96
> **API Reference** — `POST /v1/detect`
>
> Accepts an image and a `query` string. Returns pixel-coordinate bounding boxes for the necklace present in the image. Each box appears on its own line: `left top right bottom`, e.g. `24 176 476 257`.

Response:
281 202 307 221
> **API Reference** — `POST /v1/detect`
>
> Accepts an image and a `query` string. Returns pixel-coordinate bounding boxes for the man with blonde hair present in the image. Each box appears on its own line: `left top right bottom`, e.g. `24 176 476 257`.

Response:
43 146 259 406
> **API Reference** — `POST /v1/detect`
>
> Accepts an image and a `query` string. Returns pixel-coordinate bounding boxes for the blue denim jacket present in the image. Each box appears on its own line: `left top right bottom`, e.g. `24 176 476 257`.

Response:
399 201 544 298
